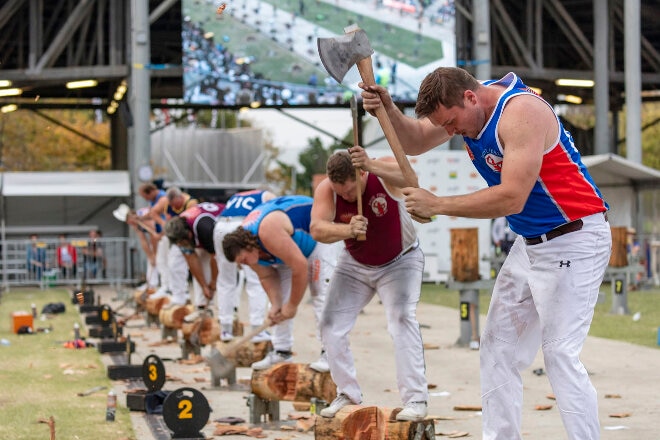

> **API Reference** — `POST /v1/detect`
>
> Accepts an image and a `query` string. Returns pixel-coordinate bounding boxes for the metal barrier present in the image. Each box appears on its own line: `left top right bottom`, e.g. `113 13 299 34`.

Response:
1 237 142 289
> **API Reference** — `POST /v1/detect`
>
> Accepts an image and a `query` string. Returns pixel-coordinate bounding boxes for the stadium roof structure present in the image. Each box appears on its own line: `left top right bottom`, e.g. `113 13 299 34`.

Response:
0 0 657 109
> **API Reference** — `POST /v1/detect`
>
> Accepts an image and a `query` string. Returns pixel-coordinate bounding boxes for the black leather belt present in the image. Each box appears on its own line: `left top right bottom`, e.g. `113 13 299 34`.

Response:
524 219 584 245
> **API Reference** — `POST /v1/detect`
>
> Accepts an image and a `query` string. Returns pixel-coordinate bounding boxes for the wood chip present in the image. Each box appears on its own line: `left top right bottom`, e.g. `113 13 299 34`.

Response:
427 383 438 389
292 402 311 411
453 405 482 411
437 431 470 438
605 393 622 399
535 404 553 411
609 413 631 418
546 393 556 400
423 343 440 350
295 417 316 432
287 411 312 420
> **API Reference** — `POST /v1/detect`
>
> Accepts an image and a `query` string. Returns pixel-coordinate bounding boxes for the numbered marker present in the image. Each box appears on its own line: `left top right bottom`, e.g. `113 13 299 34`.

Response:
614 279 624 294
163 387 210 438
98 304 113 324
460 301 470 321
142 354 166 392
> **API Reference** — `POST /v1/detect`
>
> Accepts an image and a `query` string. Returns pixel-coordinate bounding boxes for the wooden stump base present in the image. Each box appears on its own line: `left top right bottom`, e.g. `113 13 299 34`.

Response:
315 406 435 440
251 363 336 403
221 340 271 367
159 304 193 329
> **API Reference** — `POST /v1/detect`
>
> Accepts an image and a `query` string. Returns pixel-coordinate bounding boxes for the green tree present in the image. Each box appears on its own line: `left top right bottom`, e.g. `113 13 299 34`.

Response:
0 109 110 171
294 136 348 194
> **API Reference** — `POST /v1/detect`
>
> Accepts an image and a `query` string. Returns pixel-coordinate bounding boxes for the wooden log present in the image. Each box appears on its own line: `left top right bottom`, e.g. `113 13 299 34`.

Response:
314 405 385 440
133 287 155 307
145 295 170 316
159 304 193 329
450 228 480 282
223 341 271 367
381 407 435 440
315 406 435 440
232 318 244 337
181 316 221 345
251 363 336 403
609 226 629 267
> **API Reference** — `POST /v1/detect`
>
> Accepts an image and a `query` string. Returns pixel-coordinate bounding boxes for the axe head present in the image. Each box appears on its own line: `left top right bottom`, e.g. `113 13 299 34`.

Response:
317 28 374 84
206 346 235 379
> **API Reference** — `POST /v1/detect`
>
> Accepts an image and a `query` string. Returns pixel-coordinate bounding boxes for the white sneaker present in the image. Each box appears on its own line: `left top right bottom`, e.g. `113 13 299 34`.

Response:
250 329 271 343
319 393 355 418
150 288 170 299
396 401 427 421
251 350 292 370
220 331 234 342
309 351 330 373
469 340 480 350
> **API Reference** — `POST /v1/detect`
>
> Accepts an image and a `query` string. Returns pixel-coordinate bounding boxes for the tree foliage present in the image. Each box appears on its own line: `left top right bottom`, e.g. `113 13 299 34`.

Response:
0 109 110 171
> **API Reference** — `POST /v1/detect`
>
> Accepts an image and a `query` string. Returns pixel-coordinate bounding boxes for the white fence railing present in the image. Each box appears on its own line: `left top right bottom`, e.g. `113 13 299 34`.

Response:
1 237 142 289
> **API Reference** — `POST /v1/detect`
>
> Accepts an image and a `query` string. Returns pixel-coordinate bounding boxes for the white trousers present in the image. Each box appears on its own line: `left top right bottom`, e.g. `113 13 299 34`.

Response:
481 212 611 440
155 236 170 291
192 248 213 309
156 236 189 305
213 218 268 327
270 241 338 352
320 246 428 406
146 261 159 288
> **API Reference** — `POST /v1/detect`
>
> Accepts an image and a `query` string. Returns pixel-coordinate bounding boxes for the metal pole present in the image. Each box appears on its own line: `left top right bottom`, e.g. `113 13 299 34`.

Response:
624 0 642 163
129 0 152 202
458 288 479 347
610 275 629 315
472 0 491 81
593 0 610 155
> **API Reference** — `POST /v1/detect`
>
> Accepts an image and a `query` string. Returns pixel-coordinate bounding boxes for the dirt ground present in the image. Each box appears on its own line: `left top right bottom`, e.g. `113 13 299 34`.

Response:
91 285 659 440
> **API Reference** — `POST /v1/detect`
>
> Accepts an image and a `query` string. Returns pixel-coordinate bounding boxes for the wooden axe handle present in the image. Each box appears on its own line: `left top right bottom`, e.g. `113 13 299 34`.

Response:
352 104 366 241
137 220 157 236
219 319 271 357
356 57 419 189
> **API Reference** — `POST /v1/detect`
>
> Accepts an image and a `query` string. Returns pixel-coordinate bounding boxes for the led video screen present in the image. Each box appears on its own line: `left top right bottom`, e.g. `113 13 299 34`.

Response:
182 0 455 107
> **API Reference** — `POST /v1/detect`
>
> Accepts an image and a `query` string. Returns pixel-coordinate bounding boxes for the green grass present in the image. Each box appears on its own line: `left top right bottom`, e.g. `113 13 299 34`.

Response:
0 288 135 440
185 3 330 86
183 0 443 88
258 0 443 67
420 282 660 349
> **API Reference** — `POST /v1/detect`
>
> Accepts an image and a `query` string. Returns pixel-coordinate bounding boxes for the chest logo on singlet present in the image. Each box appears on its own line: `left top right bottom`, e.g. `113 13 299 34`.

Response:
369 193 388 217
243 209 261 226
485 153 503 173
464 144 475 161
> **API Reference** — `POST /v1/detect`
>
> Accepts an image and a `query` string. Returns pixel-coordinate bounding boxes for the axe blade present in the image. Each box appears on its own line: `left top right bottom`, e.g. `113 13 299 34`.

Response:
317 30 374 84
206 347 235 379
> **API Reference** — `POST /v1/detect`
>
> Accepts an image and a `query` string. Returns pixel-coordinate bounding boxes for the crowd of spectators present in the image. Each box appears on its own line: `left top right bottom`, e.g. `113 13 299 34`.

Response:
182 18 346 107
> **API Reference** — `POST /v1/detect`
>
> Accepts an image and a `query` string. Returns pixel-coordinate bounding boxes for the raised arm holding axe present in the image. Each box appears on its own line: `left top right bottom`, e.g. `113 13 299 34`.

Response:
317 25 431 223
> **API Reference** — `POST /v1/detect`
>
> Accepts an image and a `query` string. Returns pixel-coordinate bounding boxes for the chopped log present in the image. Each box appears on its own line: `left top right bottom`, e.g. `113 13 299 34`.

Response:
159 304 193 329
222 340 271 367
232 318 244 337
181 316 221 345
609 226 628 267
251 363 336 403
450 228 480 282
381 407 435 440
145 295 170 316
133 288 155 307
316 406 435 440
315 406 385 440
